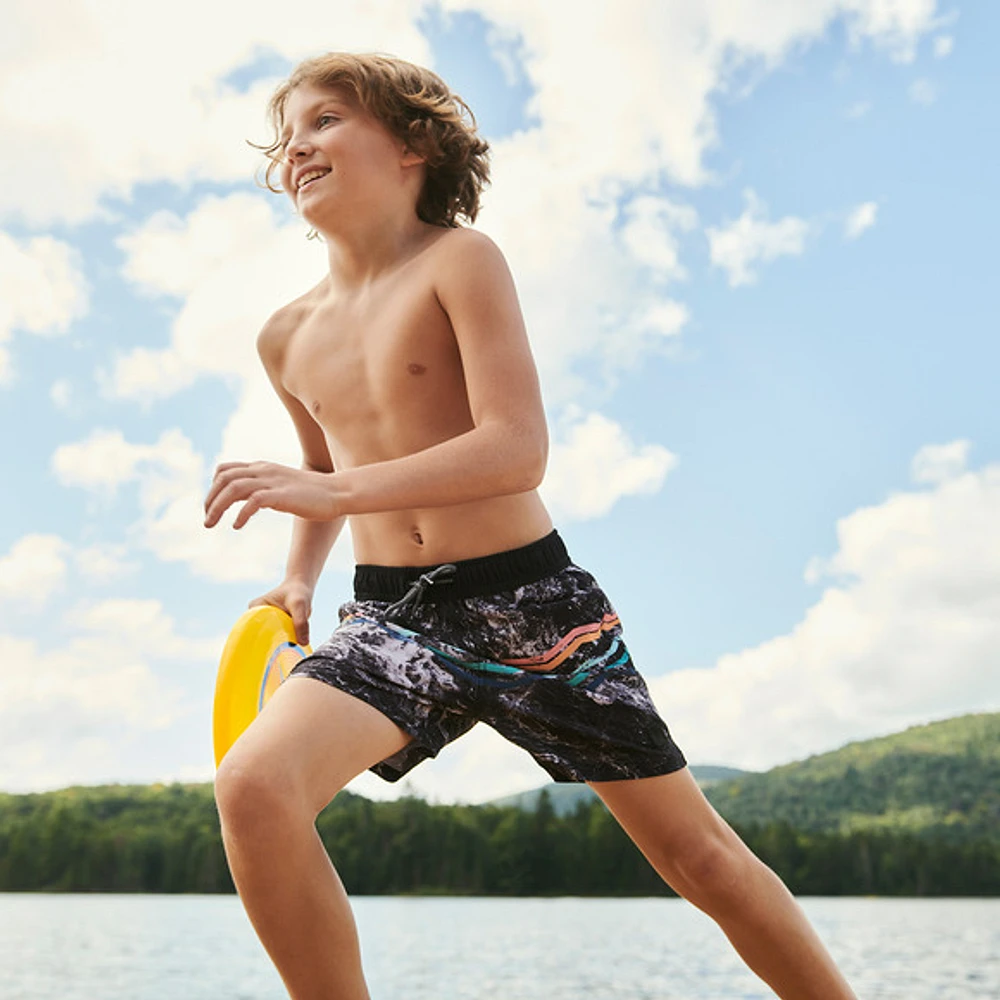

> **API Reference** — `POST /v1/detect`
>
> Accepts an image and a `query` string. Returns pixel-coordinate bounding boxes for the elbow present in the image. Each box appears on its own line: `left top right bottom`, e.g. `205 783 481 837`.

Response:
506 429 548 494
526 436 548 491
479 418 548 495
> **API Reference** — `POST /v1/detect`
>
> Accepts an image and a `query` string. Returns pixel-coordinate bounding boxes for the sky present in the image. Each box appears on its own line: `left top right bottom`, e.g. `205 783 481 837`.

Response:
2 0 998 804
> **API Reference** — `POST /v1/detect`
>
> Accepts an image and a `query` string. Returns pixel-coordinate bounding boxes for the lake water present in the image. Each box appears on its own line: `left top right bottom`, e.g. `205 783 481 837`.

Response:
0 894 997 999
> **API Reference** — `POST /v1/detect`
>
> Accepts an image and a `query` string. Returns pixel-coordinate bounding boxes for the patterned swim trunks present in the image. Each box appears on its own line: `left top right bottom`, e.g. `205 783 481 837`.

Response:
289 530 686 783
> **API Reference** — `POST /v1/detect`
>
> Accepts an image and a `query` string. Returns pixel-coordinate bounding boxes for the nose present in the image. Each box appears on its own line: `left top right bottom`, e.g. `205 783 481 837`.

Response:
284 133 314 160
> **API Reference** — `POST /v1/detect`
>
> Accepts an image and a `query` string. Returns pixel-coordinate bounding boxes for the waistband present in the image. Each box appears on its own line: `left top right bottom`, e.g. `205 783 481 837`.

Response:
353 530 571 603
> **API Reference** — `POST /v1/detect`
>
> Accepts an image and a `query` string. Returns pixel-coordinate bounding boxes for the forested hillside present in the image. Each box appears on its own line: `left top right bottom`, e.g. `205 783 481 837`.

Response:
705 712 1000 841
1 713 997 896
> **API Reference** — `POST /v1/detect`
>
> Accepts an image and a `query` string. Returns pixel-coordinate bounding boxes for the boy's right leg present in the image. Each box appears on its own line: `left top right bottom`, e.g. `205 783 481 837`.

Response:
214 675 413 1000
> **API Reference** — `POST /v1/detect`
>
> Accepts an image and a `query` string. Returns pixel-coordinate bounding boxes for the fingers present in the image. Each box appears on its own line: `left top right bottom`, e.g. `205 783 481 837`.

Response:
203 462 252 516
205 477 273 529
204 466 245 527
231 490 279 530
204 462 271 525
291 615 310 647
247 591 311 646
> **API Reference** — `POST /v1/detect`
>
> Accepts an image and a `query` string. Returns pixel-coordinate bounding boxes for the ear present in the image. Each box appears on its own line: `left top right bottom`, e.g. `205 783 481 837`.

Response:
400 145 426 167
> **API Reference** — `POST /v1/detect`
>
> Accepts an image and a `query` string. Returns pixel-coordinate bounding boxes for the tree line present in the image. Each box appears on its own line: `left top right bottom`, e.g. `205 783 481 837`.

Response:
1 783 997 896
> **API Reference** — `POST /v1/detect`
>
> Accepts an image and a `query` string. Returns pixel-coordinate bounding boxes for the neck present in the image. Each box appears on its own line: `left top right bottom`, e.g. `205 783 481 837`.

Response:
317 208 435 292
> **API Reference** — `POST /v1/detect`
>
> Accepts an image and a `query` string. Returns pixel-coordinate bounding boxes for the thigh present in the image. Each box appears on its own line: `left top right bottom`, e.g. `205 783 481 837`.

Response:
218 674 412 816
589 768 746 878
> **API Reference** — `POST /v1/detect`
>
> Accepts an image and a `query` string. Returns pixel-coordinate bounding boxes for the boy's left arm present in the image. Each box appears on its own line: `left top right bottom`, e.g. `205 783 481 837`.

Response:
205 231 549 528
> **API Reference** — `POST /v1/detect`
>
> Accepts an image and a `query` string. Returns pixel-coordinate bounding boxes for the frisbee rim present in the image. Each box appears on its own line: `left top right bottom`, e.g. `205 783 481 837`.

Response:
212 605 312 768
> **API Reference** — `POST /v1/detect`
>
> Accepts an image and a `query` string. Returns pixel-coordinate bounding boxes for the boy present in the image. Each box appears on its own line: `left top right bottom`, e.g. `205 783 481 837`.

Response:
204 52 856 1000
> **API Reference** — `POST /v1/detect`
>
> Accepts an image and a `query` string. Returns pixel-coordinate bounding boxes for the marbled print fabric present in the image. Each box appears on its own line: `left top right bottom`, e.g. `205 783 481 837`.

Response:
290 563 687 783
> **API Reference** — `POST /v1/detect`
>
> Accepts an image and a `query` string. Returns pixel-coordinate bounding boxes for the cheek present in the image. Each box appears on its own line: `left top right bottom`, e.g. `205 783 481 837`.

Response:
275 156 294 190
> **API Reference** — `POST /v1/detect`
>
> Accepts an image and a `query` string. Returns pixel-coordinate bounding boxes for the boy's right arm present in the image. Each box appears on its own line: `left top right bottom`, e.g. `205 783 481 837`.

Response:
249 310 345 646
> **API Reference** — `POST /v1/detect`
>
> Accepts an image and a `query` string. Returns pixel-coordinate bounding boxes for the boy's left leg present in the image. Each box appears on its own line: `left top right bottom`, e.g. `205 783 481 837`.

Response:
590 768 857 1000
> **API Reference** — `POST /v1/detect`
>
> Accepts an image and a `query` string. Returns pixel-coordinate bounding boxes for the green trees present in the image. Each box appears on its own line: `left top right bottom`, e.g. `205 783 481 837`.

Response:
0 784 232 893
707 713 1000 841
3 715 997 895
2 782 997 896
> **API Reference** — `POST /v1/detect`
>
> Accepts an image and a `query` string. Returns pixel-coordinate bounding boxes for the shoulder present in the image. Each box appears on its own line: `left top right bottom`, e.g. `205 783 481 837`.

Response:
431 226 504 267
429 227 515 303
256 280 327 368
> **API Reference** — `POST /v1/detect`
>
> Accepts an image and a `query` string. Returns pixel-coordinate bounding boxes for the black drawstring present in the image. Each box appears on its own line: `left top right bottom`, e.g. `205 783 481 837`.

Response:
383 563 457 620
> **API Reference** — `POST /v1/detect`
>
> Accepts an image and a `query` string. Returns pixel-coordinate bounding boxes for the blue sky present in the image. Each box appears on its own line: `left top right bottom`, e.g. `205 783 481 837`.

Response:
2 1 998 802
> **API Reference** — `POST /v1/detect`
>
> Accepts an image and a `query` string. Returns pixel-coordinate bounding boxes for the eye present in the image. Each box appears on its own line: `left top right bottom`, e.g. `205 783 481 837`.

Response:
317 113 339 127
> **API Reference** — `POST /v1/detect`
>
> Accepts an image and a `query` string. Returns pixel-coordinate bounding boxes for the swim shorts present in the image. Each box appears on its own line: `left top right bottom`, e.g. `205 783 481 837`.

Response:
289 530 687 783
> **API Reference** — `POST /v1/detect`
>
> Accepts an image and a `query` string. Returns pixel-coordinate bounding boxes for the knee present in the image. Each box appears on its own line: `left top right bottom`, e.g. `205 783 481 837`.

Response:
663 833 760 913
214 752 309 832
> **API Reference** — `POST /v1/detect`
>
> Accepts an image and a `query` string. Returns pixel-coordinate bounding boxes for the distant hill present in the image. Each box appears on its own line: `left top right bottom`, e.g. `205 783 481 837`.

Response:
1 715 998 895
705 712 1000 842
491 715 1000 843
491 765 751 816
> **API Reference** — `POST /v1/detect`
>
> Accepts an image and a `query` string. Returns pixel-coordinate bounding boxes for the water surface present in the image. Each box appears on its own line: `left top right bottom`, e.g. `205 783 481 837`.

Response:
1 894 996 999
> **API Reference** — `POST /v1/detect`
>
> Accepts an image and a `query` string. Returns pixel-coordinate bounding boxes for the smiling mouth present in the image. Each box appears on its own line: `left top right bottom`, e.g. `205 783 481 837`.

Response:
296 170 331 193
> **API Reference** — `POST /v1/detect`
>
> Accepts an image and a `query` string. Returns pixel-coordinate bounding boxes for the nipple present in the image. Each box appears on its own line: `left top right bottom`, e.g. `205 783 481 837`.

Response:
407 362 427 376
312 399 321 415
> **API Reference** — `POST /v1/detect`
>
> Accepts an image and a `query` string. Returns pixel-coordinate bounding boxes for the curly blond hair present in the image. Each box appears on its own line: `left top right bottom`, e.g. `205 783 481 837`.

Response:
254 52 491 228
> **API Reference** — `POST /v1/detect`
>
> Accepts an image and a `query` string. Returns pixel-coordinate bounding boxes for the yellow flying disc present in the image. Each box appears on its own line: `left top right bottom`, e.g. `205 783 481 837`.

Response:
212 605 312 767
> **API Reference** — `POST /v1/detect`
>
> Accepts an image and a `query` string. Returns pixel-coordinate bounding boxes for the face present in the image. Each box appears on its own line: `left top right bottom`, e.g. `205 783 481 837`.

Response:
277 82 421 224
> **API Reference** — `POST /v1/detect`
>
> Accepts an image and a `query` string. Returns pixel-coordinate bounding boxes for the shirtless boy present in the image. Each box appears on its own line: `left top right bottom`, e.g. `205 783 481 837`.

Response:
204 52 857 1000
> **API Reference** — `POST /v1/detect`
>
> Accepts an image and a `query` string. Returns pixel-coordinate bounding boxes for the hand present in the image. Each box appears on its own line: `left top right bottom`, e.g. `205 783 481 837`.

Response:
203 461 338 530
249 579 314 646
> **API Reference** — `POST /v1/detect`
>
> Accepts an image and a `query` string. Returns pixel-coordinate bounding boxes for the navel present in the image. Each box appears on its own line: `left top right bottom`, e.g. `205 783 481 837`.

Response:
407 362 427 376
412 528 424 546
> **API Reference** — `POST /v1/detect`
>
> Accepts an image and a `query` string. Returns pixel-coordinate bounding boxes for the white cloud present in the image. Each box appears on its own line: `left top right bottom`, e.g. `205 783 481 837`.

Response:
65 598 219 659
933 34 954 58
347 724 551 805
51 422 353 582
0 231 89 387
707 189 810 287
74 542 140 584
0 533 138 613
651 444 1000 771
0 0 942 407
0 0 943 230
841 0 943 63
105 346 201 404
459 0 937 395
619 195 698 281
0 0 432 227
909 77 937 105
50 378 73 410
911 439 970 484
52 426 270 581
638 300 691 341
462 0 941 182
0 598 221 791
108 193 327 401
52 426 188 495
0 534 69 608
541 410 678 521
845 99 873 119
844 200 878 240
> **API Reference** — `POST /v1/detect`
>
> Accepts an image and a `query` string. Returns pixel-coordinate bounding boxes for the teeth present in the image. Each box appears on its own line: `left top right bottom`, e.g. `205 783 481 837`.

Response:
297 169 329 190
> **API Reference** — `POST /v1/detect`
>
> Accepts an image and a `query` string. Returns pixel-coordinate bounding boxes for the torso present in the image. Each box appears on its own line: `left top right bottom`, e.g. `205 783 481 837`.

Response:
272 227 553 566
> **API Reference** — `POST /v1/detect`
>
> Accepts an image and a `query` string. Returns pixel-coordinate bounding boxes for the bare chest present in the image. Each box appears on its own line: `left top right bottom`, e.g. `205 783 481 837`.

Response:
282 279 464 445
